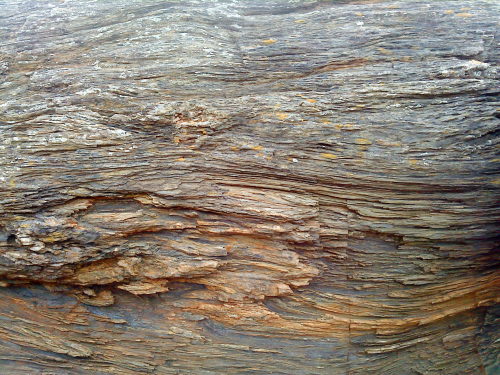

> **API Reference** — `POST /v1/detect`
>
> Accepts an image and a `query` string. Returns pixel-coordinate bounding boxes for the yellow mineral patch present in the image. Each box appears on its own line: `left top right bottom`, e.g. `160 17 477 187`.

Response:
321 153 337 159
456 13 472 17
305 99 317 103
376 140 402 147
294 19 306 24
176 157 186 162
252 145 263 151
355 138 372 145
44 232 67 242
230 146 239 151
377 47 393 55
276 112 289 120
321 119 332 124
262 39 277 45
173 137 181 144
355 12 364 17
335 123 353 130
409 159 419 166
444 10 454 14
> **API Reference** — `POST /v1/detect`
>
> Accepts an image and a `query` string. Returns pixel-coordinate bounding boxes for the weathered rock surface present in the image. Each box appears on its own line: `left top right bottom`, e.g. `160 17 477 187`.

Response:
0 0 499 374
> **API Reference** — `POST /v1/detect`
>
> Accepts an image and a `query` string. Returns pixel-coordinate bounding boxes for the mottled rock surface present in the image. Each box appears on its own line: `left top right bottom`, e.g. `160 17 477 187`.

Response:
0 0 499 374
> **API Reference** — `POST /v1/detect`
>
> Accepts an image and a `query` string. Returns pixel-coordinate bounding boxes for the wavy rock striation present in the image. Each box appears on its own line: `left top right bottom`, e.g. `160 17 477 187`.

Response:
0 0 499 374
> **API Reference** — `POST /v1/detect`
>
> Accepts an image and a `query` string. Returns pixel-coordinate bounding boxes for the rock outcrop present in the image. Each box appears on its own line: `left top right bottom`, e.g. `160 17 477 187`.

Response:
0 0 498 374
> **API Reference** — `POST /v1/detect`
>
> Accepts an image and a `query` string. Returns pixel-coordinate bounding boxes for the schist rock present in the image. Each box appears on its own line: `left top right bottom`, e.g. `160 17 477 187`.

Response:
0 0 498 374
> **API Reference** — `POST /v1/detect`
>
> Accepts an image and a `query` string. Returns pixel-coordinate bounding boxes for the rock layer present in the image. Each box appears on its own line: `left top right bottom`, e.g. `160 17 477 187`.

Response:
0 0 499 374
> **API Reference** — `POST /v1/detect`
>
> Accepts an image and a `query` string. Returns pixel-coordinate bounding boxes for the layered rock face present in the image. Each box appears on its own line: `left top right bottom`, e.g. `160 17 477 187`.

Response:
0 0 498 374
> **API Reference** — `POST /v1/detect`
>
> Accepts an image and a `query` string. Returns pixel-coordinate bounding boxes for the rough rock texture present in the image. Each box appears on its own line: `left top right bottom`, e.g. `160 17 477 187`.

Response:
0 0 499 374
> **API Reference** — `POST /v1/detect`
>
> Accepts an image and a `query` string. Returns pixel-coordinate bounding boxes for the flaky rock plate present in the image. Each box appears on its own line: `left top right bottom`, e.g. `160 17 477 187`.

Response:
0 0 498 374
